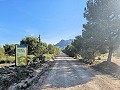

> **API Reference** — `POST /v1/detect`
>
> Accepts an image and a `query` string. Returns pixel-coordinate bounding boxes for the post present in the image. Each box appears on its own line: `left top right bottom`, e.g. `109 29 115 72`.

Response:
38 35 41 43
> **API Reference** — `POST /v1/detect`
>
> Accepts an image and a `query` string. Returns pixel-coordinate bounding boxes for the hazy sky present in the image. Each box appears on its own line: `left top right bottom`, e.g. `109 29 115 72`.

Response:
0 0 86 45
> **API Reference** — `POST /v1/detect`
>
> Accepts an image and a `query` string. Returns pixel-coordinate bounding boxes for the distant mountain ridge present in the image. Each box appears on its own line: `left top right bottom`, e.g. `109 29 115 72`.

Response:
55 39 74 49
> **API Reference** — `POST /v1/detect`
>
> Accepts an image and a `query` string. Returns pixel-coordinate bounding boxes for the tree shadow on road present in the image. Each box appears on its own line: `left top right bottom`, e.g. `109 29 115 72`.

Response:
40 60 96 89
38 60 120 89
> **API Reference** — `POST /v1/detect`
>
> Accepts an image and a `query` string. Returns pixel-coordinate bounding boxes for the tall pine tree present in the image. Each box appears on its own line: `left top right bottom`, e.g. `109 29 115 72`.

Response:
84 0 120 62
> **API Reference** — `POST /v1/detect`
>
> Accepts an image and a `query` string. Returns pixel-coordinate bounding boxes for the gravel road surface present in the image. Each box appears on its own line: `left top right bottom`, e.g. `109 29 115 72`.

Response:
28 53 120 90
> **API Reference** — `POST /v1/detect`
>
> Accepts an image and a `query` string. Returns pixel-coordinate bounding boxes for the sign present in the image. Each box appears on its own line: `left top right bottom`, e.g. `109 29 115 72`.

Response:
15 45 28 66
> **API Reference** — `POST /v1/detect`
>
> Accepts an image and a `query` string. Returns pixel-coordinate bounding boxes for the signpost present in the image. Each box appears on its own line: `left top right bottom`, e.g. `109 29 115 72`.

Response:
15 45 28 66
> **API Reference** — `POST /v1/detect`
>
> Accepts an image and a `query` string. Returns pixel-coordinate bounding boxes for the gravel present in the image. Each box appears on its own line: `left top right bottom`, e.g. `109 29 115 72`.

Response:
28 53 120 90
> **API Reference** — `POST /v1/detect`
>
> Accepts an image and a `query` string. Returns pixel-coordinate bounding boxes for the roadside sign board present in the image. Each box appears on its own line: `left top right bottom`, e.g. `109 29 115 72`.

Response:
15 45 28 66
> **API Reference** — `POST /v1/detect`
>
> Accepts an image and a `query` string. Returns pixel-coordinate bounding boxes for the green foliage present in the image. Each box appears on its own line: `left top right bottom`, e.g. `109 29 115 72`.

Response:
0 47 5 60
64 0 120 63
28 55 36 60
71 36 83 55
0 36 60 64
63 44 75 57
43 54 54 60
98 46 108 54
83 0 120 62
6 56 15 63
20 36 39 55
20 36 60 57
0 56 15 64
34 42 48 57
0 47 15 63
48 44 61 55
3 44 15 56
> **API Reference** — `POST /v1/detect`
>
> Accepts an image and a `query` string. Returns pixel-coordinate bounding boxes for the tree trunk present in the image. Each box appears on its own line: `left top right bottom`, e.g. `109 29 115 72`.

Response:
107 47 113 62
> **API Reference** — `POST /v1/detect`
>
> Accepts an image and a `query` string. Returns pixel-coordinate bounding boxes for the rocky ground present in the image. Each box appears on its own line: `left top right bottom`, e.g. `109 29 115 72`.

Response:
0 60 54 90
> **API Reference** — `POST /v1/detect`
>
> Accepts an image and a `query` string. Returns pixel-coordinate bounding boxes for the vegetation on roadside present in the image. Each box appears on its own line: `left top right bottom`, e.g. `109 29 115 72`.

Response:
63 0 120 64
0 36 61 89
0 47 15 64
0 47 5 59
0 36 61 65
43 54 55 60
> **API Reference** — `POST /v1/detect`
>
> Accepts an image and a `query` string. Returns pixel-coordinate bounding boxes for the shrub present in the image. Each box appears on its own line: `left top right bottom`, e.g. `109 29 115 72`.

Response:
43 54 54 60
0 47 5 60
28 55 36 60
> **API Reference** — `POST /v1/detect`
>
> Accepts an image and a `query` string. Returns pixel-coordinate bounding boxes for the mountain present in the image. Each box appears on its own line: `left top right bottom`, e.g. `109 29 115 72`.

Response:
55 39 74 49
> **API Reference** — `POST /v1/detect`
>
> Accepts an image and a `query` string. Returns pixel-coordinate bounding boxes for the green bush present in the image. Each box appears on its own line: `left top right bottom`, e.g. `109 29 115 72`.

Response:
0 55 15 64
43 54 54 60
7 56 15 63
28 55 36 60
0 47 5 60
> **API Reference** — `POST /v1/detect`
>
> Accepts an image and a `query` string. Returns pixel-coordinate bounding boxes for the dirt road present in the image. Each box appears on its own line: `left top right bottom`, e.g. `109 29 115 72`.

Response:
28 53 120 90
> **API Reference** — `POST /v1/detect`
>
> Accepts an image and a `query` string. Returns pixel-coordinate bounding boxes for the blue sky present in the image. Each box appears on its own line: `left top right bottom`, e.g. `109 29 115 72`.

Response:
0 0 86 45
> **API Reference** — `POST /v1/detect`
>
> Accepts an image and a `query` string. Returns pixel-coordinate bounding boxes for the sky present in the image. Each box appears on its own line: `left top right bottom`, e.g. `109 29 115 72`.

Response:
0 0 87 45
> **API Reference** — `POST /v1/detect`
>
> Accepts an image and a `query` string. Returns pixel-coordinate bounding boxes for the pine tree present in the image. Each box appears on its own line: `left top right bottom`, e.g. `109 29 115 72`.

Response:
84 0 120 62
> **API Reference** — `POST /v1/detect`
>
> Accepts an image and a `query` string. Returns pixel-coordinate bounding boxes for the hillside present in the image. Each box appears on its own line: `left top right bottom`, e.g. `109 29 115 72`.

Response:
55 39 73 49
